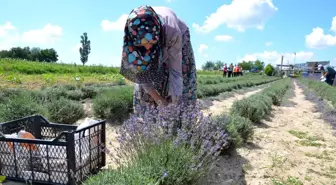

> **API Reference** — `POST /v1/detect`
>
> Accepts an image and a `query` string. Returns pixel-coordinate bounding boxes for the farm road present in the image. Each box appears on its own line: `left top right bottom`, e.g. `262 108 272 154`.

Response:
206 82 336 185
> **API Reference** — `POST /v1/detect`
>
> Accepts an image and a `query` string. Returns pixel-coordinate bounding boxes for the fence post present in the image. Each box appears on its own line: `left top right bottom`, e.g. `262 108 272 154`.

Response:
280 55 283 78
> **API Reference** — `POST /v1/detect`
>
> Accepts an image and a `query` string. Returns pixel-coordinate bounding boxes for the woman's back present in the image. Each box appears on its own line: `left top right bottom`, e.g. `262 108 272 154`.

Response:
153 6 188 36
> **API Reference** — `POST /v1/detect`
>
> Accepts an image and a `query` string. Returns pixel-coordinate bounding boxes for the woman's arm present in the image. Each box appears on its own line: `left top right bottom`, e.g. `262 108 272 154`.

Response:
141 83 168 105
167 33 183 104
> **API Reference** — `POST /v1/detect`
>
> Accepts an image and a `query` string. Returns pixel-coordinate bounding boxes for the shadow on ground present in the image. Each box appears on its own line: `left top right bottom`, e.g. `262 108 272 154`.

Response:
202 147 249 185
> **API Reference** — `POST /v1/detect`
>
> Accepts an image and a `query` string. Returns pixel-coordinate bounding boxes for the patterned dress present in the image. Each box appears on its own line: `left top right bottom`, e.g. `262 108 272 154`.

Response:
120 6 197 112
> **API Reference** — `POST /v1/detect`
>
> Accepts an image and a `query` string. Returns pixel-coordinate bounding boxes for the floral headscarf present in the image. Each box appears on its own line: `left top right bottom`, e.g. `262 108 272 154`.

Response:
120 5 166 84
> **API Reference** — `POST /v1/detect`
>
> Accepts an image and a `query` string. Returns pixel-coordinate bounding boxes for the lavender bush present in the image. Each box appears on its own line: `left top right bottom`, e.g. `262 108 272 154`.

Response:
85 102 230 185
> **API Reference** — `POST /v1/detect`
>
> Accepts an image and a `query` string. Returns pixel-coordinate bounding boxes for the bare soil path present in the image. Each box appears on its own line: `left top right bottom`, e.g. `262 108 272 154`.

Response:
101 86 266 169
206 82 336 185
203 88 263 116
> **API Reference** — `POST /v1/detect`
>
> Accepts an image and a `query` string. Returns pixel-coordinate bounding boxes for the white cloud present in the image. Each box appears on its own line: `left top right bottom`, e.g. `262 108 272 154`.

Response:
0 23 63 50
198 44 208 53
215 35 233 41
0 34 20 50
0 22 20 50
331 16 336 33
21 24 63 45
198 44 209 57
305 16 336 49
101 14 128 31
239 51 314 65
0 22 16 37
305 28 336 49
165 0 172 2
193 0 278 33
265 41 273 46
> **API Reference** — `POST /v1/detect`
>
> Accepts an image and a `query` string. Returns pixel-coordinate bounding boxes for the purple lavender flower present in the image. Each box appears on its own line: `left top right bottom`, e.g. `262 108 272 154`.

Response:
113 101 230 174
162 170 168 178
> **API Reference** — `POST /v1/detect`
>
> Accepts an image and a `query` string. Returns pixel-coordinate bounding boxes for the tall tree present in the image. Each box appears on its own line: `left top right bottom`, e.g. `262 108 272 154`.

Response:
79 32 91 66
214 60 224 70
40 48 58 62
30 47 41 61
202 61 216 70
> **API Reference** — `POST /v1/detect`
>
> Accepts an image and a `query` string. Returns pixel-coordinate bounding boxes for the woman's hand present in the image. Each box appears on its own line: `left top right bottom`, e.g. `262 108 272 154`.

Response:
147 88 169 106
157 97 168 107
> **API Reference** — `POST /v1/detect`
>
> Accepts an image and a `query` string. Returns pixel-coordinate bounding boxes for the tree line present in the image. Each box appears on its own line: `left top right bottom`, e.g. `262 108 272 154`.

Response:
202 60 266 71
0 47 59 62
0 32 91 65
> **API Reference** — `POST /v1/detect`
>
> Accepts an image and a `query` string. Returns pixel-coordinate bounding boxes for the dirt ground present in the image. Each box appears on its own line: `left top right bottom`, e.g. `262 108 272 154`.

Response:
7 81 335 185
81 81 336 184
206 82 336 185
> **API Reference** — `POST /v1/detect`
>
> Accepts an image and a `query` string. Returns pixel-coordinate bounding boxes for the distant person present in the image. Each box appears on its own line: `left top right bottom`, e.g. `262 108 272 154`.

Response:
239 65 243 76
318 64 324 76
236 65 241 76
119 5 197 112
223 63 227 77
228 63 233 78
233 65 237 77
319 65 336 86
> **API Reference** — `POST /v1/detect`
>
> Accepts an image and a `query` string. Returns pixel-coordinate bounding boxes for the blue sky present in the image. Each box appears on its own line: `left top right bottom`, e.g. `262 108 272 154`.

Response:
1 0 336 69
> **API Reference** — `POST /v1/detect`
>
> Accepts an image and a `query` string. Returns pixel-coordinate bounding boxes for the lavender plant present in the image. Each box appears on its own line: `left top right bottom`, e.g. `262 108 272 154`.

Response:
100 102 230 185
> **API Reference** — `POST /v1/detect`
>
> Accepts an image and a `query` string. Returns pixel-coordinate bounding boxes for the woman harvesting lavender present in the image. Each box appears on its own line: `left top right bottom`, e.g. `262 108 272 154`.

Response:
120 5 197 111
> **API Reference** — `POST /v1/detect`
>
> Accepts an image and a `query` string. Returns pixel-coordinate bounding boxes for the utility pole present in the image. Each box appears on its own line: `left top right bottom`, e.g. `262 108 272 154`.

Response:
280 55 283 78
294 52 296 74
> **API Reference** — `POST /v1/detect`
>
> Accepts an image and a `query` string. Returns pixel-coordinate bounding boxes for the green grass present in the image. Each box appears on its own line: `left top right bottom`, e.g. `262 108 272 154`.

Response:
304 150 333 160
271 176 304 185
288 130 325 141
0 58 120 74
296 140 325 147
288 129 326 147
288 130 308 139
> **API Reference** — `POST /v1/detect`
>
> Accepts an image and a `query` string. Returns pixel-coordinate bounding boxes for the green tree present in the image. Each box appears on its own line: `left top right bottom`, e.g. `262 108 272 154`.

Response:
79 32 91 65
239 61 254 70
202 61 215 70
254 60 265 70
0 46 59 62
264 64 275 76
10 47 30 59
29 47 41 61
214 60 224 70
40 48 58 62
0 50 12 58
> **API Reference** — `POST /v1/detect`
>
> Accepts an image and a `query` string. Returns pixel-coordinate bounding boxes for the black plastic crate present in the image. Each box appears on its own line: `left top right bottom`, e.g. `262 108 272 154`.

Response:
0 115 106 185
